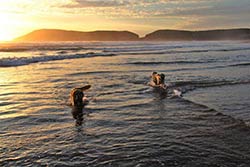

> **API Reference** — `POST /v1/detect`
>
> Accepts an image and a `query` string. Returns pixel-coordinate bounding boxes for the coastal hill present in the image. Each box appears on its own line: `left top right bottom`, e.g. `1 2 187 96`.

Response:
14 29 140 41
142 28 250 41
14 28 250 42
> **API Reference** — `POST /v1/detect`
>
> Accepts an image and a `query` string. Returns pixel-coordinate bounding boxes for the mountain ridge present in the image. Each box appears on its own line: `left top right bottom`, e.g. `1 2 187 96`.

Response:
14 28 250 41
14 29 139 41
142 28 250 41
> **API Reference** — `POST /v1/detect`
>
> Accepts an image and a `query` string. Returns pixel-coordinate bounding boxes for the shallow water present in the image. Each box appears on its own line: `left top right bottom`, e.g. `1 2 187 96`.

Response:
1 41 250 166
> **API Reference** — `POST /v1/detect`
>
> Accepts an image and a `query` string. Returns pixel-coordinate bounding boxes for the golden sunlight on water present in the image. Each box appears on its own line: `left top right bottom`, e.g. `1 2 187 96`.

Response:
0 111 25 119
1 41 250 166
0 66 49 119
0 70 20 119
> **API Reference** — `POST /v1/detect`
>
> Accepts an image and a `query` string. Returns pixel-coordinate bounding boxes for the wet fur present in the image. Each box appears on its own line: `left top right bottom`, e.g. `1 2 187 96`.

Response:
70 85 91 106
151 72 165 85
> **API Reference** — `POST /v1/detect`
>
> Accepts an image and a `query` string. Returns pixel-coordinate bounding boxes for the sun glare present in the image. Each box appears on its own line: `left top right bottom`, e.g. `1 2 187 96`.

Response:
0 32 13 42
0 14 15 41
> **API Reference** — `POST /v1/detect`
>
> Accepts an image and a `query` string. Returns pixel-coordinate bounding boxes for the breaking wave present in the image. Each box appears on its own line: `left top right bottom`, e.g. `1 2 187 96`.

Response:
0 52 115 67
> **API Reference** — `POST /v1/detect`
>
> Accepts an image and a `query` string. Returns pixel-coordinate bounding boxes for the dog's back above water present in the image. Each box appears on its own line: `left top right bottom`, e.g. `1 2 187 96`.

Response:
70 85 91 106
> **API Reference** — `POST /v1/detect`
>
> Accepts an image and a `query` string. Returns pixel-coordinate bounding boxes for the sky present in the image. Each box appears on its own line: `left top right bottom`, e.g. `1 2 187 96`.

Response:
0 0 250 41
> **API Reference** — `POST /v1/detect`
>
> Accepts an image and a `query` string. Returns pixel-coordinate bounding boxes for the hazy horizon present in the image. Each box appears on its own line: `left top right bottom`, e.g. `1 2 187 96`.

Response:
1 0 250 41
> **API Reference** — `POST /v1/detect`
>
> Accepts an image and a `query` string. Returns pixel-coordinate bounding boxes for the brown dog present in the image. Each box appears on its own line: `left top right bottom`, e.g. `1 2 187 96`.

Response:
151 72 165 85
70 85 91 106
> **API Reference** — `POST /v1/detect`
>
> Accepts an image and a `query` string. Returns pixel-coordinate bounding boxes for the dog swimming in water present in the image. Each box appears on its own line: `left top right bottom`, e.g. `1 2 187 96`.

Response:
149 72 167 89
70 85 91 106
148 72 183 97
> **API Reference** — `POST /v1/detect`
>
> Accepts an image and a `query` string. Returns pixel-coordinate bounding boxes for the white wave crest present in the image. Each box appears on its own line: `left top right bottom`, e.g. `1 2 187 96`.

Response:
0 52 115 67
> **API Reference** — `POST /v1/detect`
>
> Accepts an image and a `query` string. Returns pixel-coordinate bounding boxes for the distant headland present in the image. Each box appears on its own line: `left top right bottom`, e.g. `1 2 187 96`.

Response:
14 28 250 42
14 29 139 42
142 29 250 41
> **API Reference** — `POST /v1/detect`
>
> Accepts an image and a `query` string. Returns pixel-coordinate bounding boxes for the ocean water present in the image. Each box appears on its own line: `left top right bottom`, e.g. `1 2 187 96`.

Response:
0 41 250 166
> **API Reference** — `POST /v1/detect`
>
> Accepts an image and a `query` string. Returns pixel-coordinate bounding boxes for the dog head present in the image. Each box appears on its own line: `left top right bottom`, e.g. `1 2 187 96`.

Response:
151 72 158 84
151 72 165 85
70 85 91 106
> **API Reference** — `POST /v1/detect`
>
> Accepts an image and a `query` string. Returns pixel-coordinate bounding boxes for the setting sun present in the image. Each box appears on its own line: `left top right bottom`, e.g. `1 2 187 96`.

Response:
0 11 28 41
0 31 15 41
0 14 14 41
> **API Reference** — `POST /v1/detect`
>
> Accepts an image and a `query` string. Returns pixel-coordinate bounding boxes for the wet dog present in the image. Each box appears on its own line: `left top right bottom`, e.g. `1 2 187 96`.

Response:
150 72 166 88
70 85 91 106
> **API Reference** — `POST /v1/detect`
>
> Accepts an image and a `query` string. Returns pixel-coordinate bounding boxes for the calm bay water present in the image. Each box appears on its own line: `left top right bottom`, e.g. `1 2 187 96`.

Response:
0 41 250 166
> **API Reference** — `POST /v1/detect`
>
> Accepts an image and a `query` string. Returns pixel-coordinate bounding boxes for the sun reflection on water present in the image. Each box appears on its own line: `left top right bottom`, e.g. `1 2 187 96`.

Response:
0 66 42 119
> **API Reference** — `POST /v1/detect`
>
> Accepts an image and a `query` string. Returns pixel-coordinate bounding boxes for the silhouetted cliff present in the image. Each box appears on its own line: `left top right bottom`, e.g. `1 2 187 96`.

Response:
142 29 250 41
15 28 250 42
15 29 139 41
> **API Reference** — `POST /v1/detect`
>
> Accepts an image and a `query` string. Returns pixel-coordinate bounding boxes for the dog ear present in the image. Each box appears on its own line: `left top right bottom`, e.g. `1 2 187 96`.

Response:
78 85 91 91
152 72 157 75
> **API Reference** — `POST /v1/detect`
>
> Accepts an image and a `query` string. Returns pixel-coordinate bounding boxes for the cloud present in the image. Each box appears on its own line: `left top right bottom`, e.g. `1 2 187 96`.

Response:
3 0 250 37
169 4 250 17
61 0 128 8
60 0 217 9
181 15 250 30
